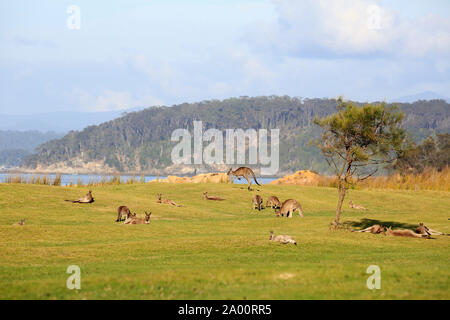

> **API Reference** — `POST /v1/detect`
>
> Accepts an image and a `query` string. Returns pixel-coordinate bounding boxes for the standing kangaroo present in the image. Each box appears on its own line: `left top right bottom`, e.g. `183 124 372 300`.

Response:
13 219 25 226
157 194 181 207
415 223 447 236
266 196 281 209
65 190 94 203
227 167 261 191
252 195 263 211
386 226 428 238
352 224 385 234
269 231 297 245
116 206 132 222
124 212 151 224
203 192 225 201
349 201 367 210
276 199 303 218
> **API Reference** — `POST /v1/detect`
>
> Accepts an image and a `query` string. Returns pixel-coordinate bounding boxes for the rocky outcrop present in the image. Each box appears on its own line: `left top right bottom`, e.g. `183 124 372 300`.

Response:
269 170 323 186
155 172 229 184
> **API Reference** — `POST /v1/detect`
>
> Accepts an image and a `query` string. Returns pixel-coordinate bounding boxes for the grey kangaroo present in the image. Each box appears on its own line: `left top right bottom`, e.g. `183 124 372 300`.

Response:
157 194 181 207
276 199 303 218
269 231 297 245
227 167 261 191
116 206 132 222
203 192 225 201
13 219 25 226
124 212 151 224
266 196 281 209
65 190 94 203
252 195 263 211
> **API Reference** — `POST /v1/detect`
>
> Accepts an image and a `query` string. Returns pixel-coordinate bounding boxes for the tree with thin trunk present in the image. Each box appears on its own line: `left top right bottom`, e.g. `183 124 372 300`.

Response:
313 98 406 226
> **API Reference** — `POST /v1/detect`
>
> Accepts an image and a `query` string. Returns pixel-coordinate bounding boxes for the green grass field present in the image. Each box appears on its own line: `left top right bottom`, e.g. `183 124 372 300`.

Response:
0 182 449 300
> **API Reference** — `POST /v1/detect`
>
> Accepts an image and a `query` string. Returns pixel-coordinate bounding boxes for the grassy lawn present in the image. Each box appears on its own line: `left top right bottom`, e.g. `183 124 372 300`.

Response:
0 182 448 299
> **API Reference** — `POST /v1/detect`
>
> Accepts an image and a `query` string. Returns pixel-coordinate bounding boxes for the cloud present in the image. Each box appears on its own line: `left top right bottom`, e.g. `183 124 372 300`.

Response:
246 0 450 59
69 88 163 112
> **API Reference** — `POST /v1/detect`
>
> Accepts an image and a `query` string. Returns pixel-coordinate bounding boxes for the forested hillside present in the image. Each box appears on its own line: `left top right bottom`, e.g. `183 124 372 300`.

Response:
22 97 450 175
0 130 63 168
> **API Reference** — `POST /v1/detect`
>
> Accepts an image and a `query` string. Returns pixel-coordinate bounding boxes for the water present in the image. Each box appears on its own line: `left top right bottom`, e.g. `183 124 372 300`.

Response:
0 173 276 186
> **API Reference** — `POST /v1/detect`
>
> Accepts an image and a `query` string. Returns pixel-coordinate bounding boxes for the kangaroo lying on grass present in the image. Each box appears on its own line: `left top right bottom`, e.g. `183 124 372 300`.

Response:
415 223 448 236
252 195 263 211
349 201 367 210
386 226 429 238
352 224 385 234
227 167 261 191
116 206 133 222
124 212 151 224
202 192 225 201
276 199 303 218
269 231 297 245
123 213 136 224
266 196 281 209
65 190 94 204
13 219 25 226
157 194 181 207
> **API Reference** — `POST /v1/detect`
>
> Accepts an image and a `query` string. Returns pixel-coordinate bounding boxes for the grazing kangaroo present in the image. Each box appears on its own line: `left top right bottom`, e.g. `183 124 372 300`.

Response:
252 195 263 211
352 224 385 234
203 192 225 201
124 212 151 224
65 190 94 204
116 206 132 222
269 231 297 245
349 201 367 210
415 223 447 236
227 167 261 191
386 226 428 238
276 199 303 218
157 194 181 207
266 196 281 209
13 219 25 226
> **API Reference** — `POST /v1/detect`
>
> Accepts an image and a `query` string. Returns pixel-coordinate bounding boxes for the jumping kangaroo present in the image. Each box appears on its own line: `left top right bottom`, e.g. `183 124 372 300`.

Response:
124 212 151 224
203 192 225 201
352 224 385 234
157 194 181 207
13 219 25 226
276 199 303 218
349 201 367 210
116 206 132 222
252 195 263 211
385 226 428 238
65 190 94 204
269 231 297 245
415 223 448 236
266 196 281 209
227 167 261 191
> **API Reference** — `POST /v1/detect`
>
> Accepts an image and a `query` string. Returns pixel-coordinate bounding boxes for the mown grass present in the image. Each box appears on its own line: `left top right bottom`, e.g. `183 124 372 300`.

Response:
0 182 448 299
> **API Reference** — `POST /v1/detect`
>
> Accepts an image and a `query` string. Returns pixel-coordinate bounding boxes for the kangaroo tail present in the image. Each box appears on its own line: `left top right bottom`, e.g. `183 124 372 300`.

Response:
65 200 79 203
250 169 261 186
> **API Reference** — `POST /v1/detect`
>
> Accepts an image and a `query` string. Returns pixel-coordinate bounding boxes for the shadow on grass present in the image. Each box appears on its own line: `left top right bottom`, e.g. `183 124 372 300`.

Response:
343 218 418 231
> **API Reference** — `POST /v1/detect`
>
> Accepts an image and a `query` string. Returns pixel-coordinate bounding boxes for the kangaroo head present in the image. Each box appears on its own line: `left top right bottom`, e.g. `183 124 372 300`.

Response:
157 194 162 200
269 231 274 240
145 211 152 221
226 168 233 175
349 201 353 205
21 219 25 225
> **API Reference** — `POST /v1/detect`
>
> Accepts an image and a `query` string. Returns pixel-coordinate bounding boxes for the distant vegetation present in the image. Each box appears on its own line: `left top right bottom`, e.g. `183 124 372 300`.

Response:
22 96 450 174
0 130 63 167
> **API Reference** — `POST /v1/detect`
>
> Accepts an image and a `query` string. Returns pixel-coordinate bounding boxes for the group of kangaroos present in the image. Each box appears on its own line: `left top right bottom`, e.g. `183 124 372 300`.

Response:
14 166 447 242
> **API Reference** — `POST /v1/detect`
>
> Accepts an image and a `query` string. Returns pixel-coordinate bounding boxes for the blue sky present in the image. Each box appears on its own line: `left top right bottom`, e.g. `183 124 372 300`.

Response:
1 0 449 115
